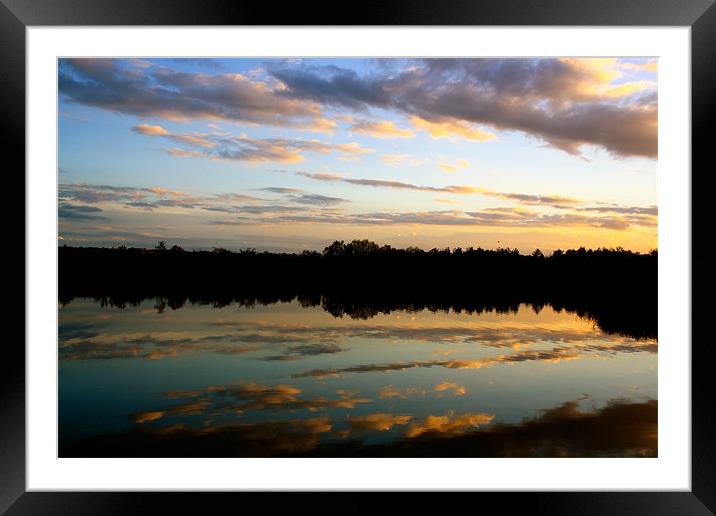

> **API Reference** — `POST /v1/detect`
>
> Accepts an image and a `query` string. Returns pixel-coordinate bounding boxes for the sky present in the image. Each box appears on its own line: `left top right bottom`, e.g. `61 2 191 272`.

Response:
58 57 657 253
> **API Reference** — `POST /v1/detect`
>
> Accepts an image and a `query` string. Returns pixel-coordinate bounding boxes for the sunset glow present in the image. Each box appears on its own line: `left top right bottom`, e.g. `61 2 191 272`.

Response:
58 57 657 253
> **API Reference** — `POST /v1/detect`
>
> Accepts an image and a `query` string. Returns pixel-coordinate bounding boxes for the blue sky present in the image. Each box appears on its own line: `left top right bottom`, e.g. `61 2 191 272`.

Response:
58 57 657 252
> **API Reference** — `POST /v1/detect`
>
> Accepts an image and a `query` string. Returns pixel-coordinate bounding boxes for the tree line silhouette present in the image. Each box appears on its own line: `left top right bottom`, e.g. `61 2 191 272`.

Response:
59 240 657 339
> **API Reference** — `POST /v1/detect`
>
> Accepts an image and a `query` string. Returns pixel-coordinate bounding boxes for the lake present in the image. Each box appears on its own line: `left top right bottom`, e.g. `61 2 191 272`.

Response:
59 298 657 457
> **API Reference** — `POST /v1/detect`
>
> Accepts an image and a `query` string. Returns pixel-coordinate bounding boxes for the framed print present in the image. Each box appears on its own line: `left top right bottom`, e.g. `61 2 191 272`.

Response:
5 0 716 512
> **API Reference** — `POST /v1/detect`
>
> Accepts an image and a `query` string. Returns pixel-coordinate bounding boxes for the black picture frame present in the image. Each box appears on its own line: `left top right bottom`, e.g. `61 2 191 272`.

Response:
4 0 715 512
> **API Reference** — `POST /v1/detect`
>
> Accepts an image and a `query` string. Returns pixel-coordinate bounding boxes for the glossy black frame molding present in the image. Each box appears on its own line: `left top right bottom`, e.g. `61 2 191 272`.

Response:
4 0 715 513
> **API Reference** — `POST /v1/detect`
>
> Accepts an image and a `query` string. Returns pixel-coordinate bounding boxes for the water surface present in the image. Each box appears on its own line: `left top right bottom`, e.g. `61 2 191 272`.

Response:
59 298 657 457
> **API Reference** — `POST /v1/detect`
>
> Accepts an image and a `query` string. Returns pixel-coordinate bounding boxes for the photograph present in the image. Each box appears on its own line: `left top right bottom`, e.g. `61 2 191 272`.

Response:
56 56 658 458
5 0 712 508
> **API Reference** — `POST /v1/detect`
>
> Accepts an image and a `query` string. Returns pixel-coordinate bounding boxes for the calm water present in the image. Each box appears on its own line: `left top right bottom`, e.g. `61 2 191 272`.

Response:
59 299 657 457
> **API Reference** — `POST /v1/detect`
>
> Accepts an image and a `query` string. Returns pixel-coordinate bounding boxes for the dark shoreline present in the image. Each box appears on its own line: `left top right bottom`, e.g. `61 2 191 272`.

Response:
58 243 657 339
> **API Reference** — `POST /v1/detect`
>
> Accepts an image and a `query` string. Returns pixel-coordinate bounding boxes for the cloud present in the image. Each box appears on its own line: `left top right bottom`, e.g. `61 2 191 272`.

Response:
212 192 264 204
381 154 424 167
289 193 349 207
56 179 652 234
298 117 338 134
202 320 655 352
293 171 582 210
58 332 271 361
131 411 165 424
59 339 163 360
131 381 371 421
269 58 657 158
58 321 107 340
434 382 466 396
59 322 366 362
294 171 482 194
405 412 495 439
436 159 470 173
445 348 581 369
579 205 658 216
269 63 393 110
63 398 657 457
59 184 198 210
260 187 304 194
59 58 657 158
291 342 640 379
376 385 427 399
293 361 424 378
58 203 106 221
208 205 304 217
349 120 415 139
59 183 266 215
378 385 407 399
346 413 413 432
59 58 327 130
132 124 216 148
619 59 658 74
394 398 657 457
165 148 205 158
262 343 347 362
131 124 169 136
131 125 373 164
60 184 160 204
482 191 580 209
221 203 653 231
411 116 495 142
333 142 374 160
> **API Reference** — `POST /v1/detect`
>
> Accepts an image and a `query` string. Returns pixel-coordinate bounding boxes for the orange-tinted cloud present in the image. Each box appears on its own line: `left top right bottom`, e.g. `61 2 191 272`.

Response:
347 413 413 431
411 116 496 142
131 126 373 164
434 381 466 396
350 120 415 139
378 385 406 399
405 412 495 438
134 381 371 420
381 154 424 167
131 124 169 136
130 411 164 424
436 159 470 173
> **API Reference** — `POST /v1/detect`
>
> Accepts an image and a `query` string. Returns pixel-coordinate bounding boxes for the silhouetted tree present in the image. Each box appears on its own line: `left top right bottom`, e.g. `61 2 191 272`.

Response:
346 239 380 256
323 240 346 257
